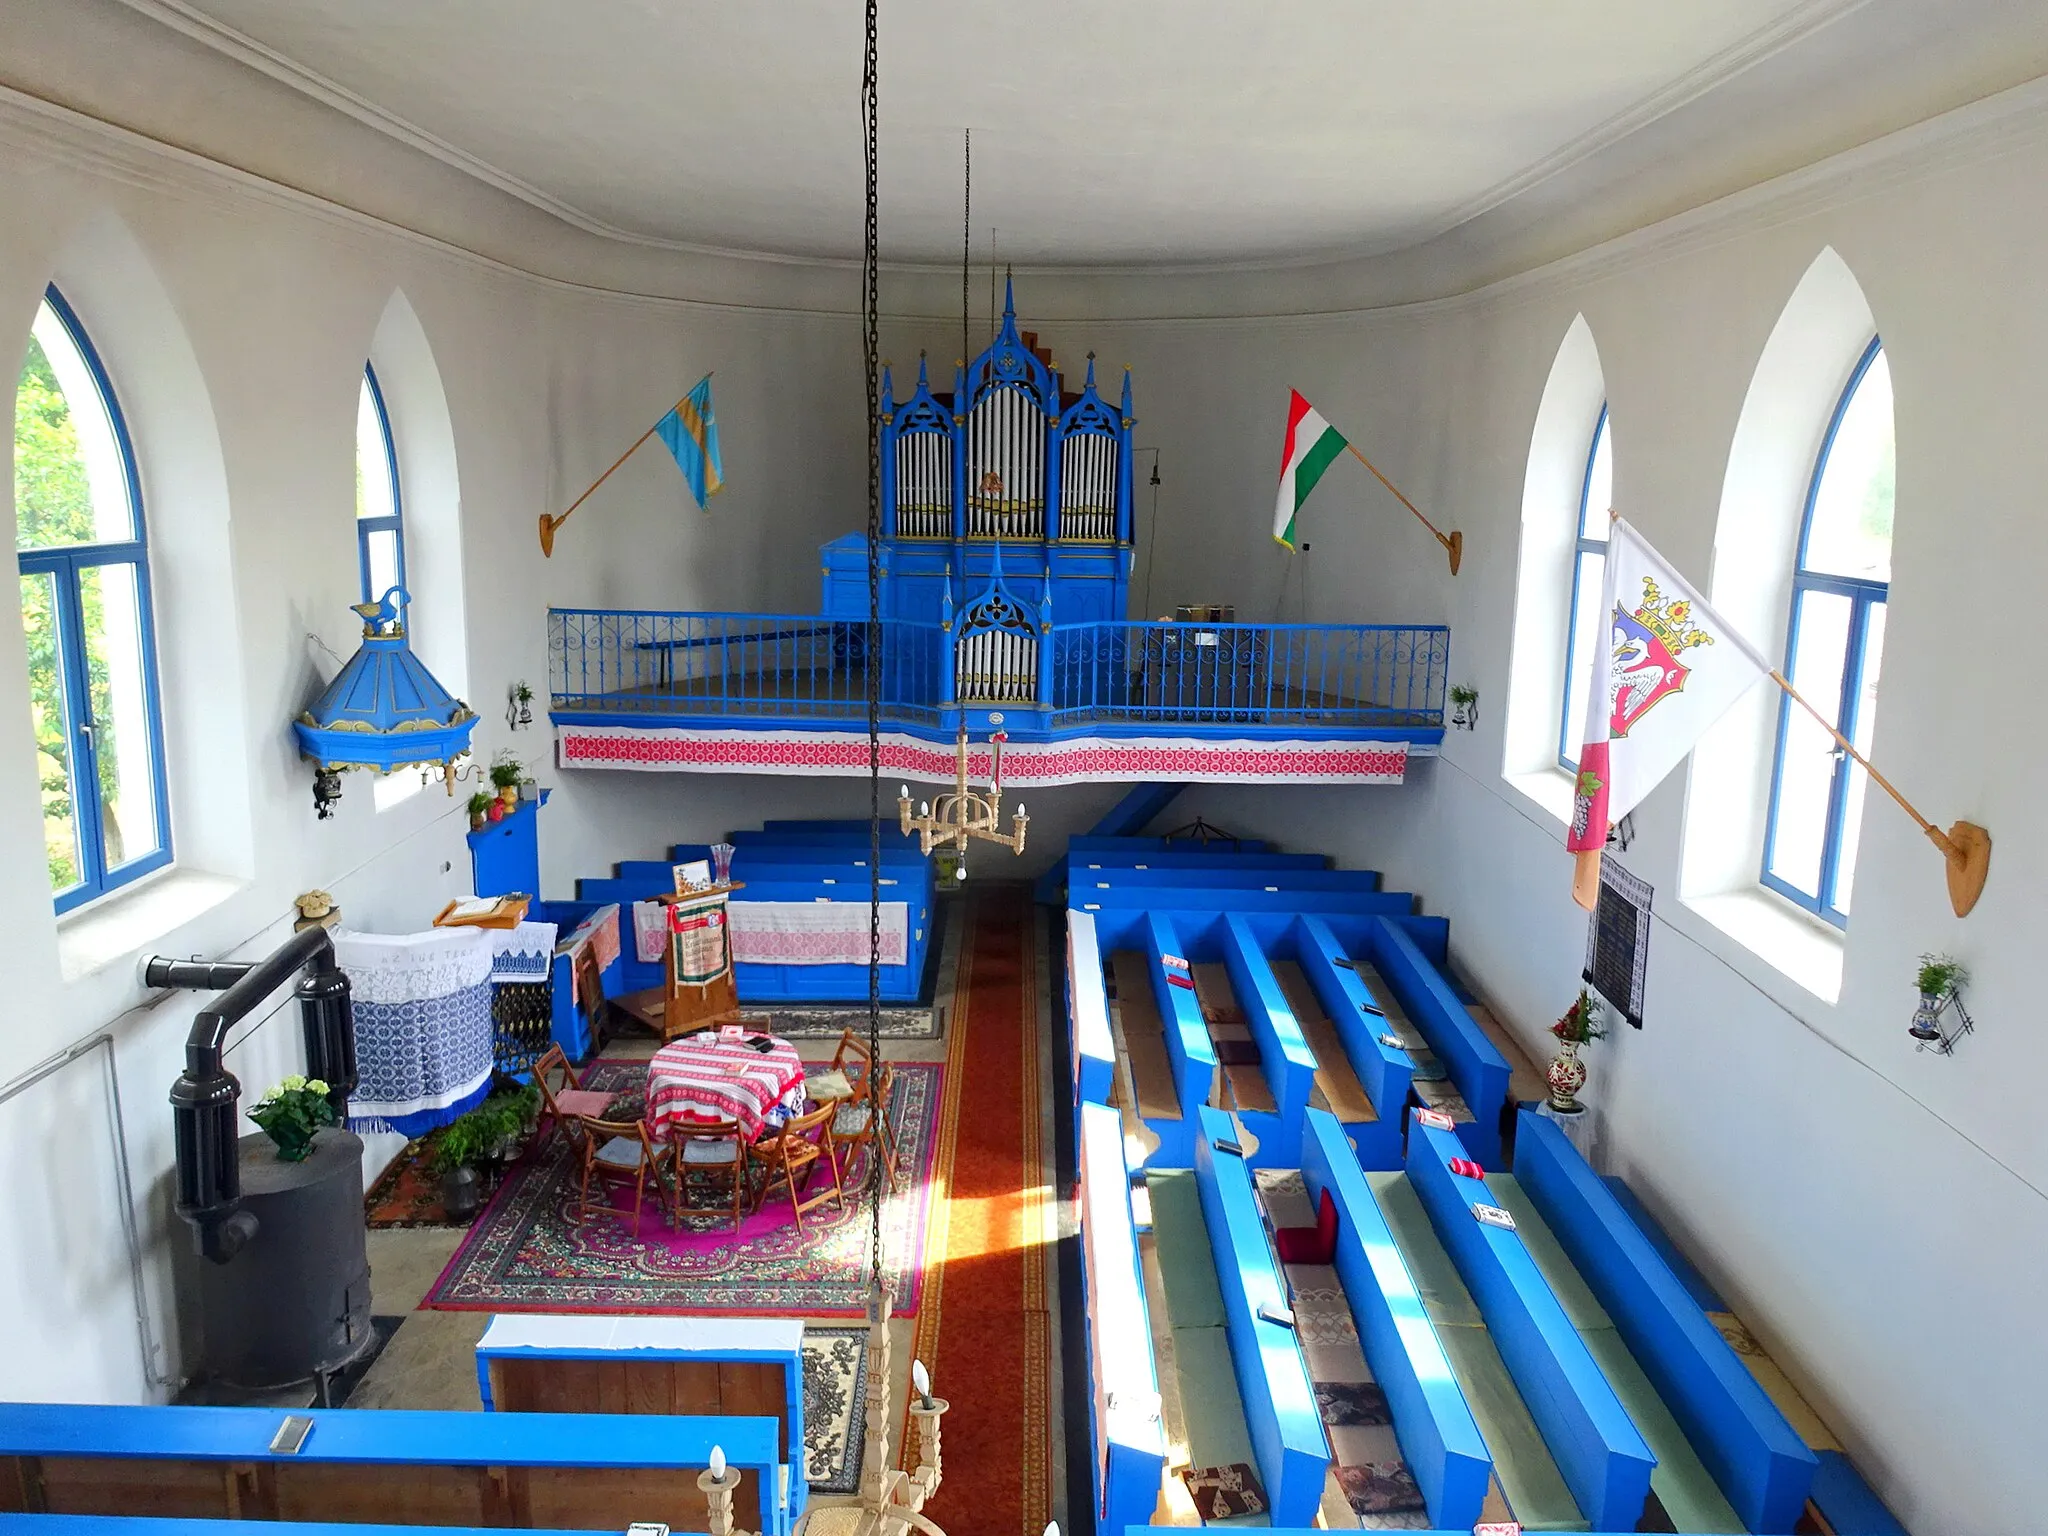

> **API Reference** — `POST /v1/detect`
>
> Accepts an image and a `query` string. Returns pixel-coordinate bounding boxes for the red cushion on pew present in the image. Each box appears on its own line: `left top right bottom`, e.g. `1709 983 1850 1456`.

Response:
1274 1187 1338 1265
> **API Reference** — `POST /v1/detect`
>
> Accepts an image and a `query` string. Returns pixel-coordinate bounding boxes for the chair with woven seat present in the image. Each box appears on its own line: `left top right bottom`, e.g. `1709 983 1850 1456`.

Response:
830 1028 876 1097
828 1059 903 1192
534 1044 613 1145
672 1115 752 1233
747 1102 843 1236
571 1115 676 1236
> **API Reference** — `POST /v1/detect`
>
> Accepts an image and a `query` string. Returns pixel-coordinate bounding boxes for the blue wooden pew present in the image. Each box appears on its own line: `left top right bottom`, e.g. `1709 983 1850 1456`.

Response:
1192 1107 1329 1525
1406 1123 1657 1532
1088 908 1217 1168
1079 1103 1169 1536
1217 913 1320 1168
0 1404 782 1534
1359 918 1511 1165
1069 835 1273 853
1073 867 1384 894
1068 910 1117 1116
1075 886 1413 917
1300 1110 1491 1529
1514 1112 1817 1532
1287 915 1413 1167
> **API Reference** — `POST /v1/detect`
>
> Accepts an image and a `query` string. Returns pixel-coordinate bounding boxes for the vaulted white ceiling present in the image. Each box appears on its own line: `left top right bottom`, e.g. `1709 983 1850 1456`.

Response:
125 0 2048 270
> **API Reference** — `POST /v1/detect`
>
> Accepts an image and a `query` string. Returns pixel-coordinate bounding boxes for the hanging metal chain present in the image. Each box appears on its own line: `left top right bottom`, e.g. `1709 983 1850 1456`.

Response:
861 0 885 1291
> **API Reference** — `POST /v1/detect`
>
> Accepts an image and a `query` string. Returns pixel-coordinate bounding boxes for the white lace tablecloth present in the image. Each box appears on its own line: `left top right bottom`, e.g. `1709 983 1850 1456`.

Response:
728 900 908 967
334 927 494 1136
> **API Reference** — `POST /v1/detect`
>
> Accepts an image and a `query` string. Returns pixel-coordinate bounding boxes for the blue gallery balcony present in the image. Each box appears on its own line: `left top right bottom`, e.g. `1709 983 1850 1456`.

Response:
546 608 1448 787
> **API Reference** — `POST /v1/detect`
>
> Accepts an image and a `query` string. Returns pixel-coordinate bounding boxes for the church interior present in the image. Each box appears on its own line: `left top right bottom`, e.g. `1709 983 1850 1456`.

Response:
2 4 2043 1536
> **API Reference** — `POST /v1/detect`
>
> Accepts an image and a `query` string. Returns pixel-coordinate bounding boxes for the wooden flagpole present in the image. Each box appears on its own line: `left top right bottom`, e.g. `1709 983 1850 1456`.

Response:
1343 440 1464 575
539 373 712 558
1767 667 1991 917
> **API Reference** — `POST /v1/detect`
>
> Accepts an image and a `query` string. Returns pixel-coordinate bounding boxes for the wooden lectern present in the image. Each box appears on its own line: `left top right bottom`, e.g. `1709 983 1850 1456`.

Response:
618 882 747 1041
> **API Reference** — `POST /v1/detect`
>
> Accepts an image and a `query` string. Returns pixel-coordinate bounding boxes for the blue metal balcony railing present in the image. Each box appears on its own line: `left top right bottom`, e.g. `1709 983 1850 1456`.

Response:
548 609 1447 732
1048 621 1448 727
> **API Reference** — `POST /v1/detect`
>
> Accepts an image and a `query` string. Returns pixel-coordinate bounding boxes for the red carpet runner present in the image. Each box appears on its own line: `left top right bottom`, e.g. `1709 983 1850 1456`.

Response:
908 885 1053 1536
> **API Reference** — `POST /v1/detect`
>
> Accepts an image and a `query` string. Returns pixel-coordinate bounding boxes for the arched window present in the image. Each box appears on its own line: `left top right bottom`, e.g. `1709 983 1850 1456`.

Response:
15 286 171 908
356 363 404 603
1558 405 1612 769
1761 338 1892 923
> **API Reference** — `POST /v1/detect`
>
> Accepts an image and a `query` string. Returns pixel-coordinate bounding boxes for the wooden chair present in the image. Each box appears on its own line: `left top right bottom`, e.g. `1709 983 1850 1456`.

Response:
828 1059 904 1193
534 1044 613 1145
831 1028 877 1097
571 1115 676 1236
672 1115 752 1233
747 1103 843 1236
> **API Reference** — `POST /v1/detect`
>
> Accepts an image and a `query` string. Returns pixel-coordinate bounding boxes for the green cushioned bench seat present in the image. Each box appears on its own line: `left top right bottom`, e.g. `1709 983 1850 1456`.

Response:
1487 1173 1745 1535
1147 1170 1268 1526
1149 1170 1226 1329
1366 1171 1586 1531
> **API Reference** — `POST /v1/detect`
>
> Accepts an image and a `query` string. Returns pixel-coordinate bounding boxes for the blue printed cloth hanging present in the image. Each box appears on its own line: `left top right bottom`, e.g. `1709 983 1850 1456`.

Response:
335 926 495 1136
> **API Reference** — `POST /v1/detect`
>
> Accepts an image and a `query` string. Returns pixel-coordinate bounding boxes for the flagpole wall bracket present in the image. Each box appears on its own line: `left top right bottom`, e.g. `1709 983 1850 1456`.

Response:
1933 820 1991 918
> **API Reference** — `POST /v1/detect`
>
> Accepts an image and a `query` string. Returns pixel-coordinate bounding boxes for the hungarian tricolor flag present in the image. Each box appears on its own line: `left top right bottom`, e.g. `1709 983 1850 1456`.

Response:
1273 390 1348 549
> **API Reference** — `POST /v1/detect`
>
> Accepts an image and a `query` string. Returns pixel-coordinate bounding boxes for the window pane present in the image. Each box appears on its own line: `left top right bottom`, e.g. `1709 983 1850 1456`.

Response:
21 570 83 894
16 302 136 550
1830 601 1886 915
357 375 396 523
1767 589 1852 897
1578 413 1612 539
1803 349 1893 582
1560 549 1605 768
77 561 163 871
364 527 400 600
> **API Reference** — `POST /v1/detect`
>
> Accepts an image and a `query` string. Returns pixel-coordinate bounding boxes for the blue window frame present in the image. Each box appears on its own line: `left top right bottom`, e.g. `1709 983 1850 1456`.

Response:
1558 404 1612 770
356 363 405 603
1761 337 1893 924
16 285 173 910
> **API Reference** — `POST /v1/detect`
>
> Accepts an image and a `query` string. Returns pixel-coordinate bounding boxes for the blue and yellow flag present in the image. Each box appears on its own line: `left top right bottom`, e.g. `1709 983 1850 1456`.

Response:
655 375 723 509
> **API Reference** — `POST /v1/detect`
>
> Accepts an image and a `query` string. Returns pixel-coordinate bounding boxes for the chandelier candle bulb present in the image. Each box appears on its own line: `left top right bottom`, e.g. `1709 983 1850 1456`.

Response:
709 1446 725 1482
912 1358 932 1408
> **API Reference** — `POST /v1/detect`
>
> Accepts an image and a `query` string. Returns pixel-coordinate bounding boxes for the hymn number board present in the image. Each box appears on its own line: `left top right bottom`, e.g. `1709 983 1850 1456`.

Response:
1583 856 1651 1029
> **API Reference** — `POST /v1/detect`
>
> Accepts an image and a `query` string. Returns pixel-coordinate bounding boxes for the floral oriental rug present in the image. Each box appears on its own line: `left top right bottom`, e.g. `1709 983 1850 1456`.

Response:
421 1059 943 1317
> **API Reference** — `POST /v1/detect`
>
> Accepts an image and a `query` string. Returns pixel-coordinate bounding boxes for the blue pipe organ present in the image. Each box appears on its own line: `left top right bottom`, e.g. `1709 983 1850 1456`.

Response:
821 277 1135 628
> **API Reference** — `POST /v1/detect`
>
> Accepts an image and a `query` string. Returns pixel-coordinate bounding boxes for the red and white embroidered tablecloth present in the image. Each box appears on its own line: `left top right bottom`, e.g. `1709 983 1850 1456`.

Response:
728 900 909 967
645 1032 806 1143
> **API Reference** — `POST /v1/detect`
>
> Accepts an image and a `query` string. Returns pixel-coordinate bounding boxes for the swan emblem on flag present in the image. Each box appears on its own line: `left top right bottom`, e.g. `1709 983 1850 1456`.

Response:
1607 577 1715 737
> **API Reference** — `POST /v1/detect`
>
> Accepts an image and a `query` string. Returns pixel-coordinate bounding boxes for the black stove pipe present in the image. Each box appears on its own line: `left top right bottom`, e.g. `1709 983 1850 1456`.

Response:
151 926 356 1264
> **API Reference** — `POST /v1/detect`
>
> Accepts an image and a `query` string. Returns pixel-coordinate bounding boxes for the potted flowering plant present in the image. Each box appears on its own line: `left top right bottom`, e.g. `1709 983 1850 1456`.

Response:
489 751 524 811
1545 988 1606 1112
249 1075 337 1162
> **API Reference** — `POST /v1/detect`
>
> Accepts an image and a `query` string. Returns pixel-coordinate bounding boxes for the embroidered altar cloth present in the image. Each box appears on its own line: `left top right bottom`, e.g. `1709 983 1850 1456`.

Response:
728 901 909 967
335 926 494 1136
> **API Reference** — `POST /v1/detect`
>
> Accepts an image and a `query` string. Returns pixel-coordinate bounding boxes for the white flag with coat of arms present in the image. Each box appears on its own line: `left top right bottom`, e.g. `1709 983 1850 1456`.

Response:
1567 518 1772 902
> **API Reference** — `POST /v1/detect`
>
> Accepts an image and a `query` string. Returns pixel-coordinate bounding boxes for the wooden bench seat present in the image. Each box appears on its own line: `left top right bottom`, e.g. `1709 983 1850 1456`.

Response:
1266 962 1377 1124
1468 1003 1548 1107
1110 952 1183 1122
1191 963 1276 1116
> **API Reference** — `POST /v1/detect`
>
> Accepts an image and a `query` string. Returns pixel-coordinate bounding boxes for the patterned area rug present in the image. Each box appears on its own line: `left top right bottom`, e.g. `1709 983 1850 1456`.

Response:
800 1327 868 1494
748 1005 943 1041
421 1060 943 1317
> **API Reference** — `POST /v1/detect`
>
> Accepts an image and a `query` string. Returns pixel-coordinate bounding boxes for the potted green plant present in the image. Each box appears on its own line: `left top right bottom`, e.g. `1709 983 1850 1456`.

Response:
431 1112 489 1220
1545 988 1606 1112
1910 954 1967 1041
248 1075 337 1162
489 751 524 812
1448 684 1478 730
467 790 494 831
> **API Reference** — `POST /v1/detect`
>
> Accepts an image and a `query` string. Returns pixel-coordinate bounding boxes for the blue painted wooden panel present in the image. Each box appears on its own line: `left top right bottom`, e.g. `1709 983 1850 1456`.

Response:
1068 910 1117 1112
1191 1106 1329 1526
1067 850 1324 870
1077 887 1413 916
1809 1450 1910 1536
1296 915 1416 1144
1076 867 1384 893
1365 919 1509 1165
1406 1123 1656 1532
1599 1176 1728 1313
1220 914 1318 1169
1079 1103 1168 1536
1515 1113 1817 1532
1143 912 1216 1168
1300 1110 1490 1528
1069 835 1273 852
